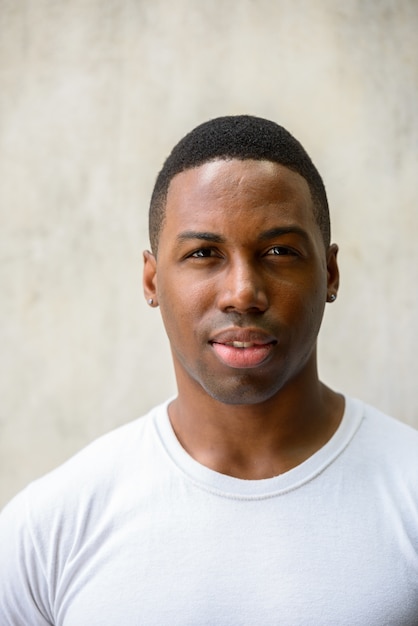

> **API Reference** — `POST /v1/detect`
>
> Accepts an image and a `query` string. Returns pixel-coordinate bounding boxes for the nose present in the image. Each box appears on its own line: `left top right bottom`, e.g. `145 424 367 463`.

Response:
217 257 268 314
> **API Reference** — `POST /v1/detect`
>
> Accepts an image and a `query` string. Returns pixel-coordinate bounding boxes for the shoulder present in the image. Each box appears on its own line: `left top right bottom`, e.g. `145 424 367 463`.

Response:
354 398 418 446
0 402 171 604
0 401 169 623
1 401 170 529
346 396 418 478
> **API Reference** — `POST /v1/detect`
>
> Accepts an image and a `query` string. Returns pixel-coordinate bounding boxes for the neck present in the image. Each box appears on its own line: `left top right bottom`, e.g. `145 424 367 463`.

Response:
168 366 344 480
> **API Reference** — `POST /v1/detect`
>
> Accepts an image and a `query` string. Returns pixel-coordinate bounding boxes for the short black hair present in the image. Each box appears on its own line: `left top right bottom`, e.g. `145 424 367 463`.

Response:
149 115 330 255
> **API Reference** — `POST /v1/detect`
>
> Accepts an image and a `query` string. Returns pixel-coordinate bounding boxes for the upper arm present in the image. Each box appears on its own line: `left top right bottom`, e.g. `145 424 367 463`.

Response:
0 491 54 625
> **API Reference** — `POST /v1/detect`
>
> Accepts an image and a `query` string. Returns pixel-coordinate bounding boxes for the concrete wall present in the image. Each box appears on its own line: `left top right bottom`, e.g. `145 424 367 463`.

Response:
1 0 417 507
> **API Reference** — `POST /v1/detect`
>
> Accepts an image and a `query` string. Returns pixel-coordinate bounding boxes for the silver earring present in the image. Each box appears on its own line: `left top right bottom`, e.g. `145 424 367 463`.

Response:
147 298 154 306
328 294 336 302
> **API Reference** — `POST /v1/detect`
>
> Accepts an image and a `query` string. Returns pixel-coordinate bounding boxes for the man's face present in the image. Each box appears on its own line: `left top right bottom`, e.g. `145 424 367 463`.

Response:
144 159 339 406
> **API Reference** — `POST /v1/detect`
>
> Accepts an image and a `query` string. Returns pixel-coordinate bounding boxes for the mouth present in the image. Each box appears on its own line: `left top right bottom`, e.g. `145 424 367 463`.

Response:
209 328 277 369
224 341 263 349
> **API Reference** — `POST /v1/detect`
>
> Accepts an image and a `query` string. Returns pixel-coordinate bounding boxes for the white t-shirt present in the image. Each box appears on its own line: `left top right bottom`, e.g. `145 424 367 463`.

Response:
1 396 418 625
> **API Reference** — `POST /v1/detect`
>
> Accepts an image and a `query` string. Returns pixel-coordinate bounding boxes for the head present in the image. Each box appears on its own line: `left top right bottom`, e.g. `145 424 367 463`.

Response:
143 120 339 407
149 115 330 257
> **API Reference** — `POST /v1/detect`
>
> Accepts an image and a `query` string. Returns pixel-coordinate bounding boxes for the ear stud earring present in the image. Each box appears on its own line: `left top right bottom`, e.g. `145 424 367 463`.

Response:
147 298 154 306
328 294 336 302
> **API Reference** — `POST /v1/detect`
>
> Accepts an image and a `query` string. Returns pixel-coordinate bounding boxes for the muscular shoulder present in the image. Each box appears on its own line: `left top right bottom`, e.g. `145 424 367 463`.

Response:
349 398 418 488
359 401 418 452
2 404 166 536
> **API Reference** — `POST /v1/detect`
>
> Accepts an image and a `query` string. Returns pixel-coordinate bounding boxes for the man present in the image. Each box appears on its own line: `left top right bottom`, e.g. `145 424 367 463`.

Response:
1 115 417 624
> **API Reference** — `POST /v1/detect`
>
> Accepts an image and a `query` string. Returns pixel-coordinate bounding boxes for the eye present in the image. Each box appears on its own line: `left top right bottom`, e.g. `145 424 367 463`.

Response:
265 246 296 256
187 247 220 259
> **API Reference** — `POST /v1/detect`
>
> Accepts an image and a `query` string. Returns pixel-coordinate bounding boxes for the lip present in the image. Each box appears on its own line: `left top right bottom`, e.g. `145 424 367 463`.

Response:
210 327 277 346
209 327 277 369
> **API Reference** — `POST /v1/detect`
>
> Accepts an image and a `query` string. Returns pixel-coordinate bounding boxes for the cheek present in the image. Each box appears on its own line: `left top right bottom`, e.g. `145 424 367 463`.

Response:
157 280 208 342
278 275 326 333
304 288 327 338
159 273 211 313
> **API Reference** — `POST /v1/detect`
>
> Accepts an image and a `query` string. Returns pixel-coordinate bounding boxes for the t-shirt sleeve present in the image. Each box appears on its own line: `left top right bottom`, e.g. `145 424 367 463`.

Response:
0 490 54 625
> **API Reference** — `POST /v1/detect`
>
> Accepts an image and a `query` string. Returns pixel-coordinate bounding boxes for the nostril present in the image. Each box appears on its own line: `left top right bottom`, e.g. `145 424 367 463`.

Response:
218 282 268 314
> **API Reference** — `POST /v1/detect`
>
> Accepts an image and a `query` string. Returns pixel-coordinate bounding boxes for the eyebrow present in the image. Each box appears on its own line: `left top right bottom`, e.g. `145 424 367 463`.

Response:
176 226 309 244
176 231 226 244
257 226 310 242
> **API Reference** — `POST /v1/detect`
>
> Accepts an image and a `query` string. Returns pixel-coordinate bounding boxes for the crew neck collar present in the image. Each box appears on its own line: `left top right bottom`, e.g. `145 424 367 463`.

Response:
152 396 364 500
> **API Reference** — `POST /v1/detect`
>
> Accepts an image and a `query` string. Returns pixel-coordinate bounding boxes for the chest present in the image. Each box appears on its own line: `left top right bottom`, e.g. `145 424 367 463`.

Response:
52 490 418 625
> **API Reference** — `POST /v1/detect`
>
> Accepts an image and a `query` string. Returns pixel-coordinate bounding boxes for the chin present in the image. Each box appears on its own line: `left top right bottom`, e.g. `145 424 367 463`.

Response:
202 376 283 406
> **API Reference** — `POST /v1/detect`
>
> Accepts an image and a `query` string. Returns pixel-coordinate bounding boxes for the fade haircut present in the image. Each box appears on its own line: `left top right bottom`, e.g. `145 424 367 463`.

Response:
149 115 330 255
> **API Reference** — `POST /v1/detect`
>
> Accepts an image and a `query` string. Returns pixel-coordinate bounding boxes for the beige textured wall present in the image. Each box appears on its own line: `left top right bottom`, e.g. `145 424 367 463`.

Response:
1 0 417 507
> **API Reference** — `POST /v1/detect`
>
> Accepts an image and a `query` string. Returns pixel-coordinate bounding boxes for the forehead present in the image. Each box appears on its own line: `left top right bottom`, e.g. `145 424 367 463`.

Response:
162 159 319 241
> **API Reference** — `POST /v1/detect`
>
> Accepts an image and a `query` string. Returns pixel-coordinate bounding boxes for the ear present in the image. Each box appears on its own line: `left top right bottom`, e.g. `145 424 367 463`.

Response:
143 250 159 306
326 244 340 302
